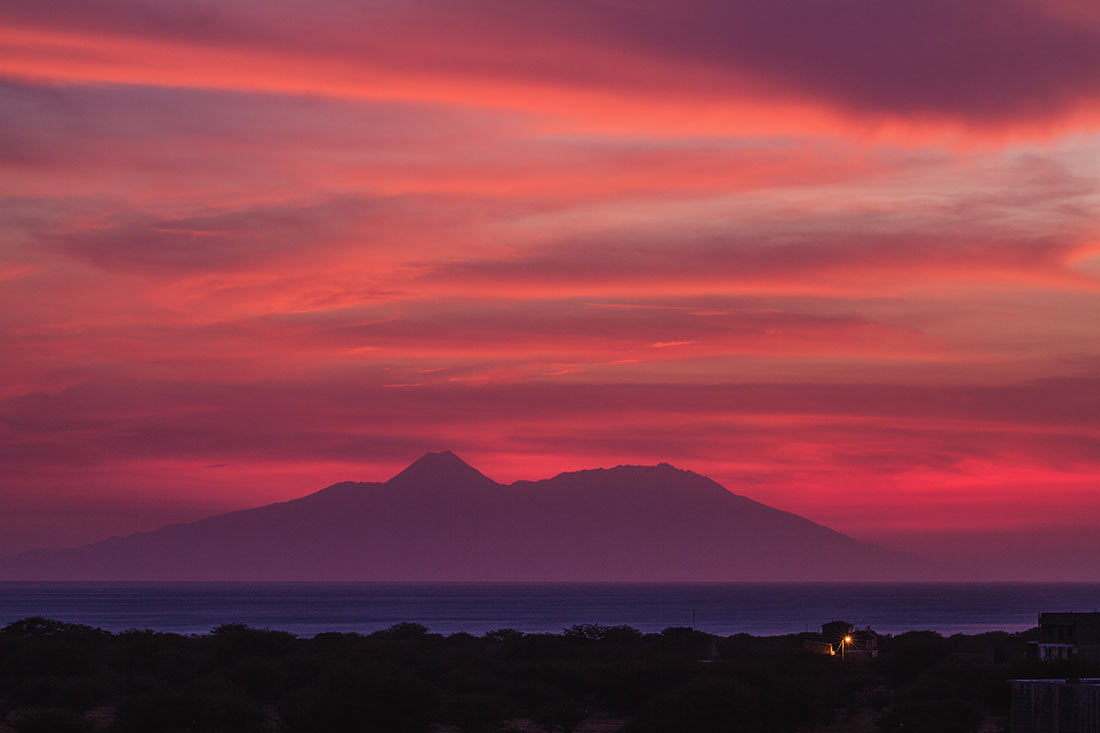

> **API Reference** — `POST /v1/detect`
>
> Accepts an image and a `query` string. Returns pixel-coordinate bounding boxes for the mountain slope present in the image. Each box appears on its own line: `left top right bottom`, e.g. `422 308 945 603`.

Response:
0 451 937 580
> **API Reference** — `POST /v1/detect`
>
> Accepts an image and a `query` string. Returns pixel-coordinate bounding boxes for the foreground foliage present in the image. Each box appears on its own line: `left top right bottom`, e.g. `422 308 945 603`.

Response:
0 617 1069 732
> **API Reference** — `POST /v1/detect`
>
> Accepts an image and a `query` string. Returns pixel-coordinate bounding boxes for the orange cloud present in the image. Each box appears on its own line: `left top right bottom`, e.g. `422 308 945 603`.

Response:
3 0 1100 560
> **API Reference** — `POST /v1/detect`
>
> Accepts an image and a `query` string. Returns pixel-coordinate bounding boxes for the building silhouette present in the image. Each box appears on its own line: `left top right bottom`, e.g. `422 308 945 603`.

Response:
1012 678 1100 733
1037 613 1100 662
803 620 878 657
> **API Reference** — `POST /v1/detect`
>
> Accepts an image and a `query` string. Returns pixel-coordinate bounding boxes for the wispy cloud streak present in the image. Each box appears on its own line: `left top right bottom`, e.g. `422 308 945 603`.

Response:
1 0 1099 556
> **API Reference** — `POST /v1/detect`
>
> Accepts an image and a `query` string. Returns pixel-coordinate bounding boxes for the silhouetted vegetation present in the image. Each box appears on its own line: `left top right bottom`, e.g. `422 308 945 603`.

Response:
0 616 1065 732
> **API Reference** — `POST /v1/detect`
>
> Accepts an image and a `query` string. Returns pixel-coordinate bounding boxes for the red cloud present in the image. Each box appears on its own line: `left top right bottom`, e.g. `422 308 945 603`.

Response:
3 0 1100 564
4 0 1100 131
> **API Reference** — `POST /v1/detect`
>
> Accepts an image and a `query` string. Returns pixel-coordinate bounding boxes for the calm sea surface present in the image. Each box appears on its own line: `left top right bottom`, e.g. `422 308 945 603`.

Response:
2 582 1098 637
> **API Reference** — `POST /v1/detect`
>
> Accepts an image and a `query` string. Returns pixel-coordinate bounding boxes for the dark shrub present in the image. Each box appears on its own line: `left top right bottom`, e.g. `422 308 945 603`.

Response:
10 708 94 733
281 670 435 733
114 688 266 733
877 698 984 733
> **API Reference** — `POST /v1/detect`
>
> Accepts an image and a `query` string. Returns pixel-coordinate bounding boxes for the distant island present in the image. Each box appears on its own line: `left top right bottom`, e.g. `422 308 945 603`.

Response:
0 451 939 581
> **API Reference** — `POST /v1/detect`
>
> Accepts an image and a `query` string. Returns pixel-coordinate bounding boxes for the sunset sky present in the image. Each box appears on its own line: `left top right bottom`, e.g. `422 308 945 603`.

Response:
2 0 1100 563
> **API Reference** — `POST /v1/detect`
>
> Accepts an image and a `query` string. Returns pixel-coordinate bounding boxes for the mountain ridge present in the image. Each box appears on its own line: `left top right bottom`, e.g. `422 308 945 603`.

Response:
0 452 942 581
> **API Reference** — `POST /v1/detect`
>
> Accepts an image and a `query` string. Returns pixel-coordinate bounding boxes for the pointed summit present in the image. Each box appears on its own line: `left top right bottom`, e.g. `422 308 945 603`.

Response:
386 450 498 490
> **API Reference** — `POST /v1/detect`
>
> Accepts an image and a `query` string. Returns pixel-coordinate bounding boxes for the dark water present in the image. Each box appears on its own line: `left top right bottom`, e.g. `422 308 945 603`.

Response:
2 582 1099 637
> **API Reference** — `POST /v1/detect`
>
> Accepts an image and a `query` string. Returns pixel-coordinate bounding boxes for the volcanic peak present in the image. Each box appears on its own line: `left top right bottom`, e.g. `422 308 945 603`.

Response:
385 450 498 489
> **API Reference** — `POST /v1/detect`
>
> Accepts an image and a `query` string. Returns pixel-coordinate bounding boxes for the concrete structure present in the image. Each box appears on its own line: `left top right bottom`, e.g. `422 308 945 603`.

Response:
1011 679 1100 733
804 640 836 655
1038 613 1100 662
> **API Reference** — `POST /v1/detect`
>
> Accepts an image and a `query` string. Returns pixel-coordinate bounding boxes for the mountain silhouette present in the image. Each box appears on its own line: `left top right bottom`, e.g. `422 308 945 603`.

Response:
387 449 498 490
0 452 938 580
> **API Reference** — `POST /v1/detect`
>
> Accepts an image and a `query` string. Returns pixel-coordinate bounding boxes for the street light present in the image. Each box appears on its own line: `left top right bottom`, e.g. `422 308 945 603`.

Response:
841 634 853 659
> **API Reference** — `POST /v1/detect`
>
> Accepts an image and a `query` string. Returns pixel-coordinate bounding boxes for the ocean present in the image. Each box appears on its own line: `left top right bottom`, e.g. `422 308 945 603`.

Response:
2 582 1098 637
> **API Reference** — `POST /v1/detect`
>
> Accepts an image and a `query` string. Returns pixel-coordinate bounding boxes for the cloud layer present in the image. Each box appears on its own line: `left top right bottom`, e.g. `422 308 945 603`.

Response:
2 0 1100 561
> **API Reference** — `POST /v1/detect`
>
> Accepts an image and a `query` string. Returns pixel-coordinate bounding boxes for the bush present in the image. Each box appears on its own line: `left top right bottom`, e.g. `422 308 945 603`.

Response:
877 698 984 733
114 688 267 733
280 670 436 733
10 708 94 733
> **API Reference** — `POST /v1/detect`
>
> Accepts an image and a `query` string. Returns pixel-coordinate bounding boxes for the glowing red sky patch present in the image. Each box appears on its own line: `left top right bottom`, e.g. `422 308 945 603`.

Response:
1 0 1099 561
